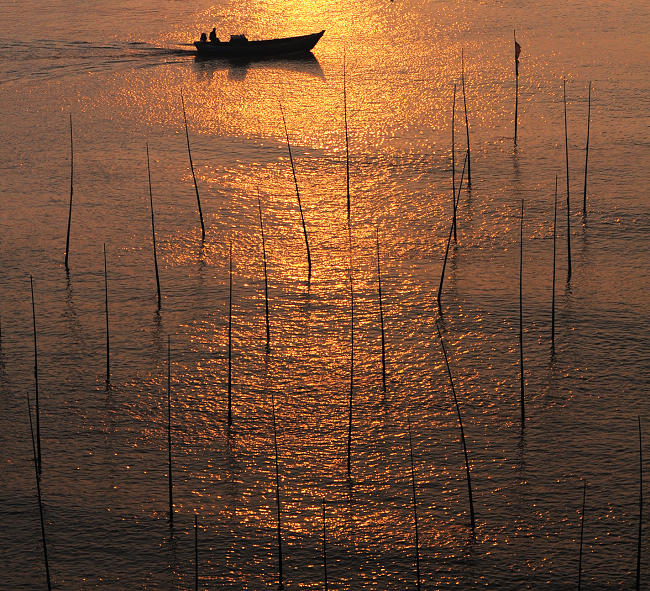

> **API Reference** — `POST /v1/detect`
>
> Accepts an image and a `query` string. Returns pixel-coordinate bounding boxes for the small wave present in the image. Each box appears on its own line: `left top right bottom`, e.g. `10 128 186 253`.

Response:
0 39 195 85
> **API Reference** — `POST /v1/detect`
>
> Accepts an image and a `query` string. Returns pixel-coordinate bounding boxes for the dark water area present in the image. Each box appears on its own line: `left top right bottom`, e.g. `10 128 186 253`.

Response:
0 0 648 588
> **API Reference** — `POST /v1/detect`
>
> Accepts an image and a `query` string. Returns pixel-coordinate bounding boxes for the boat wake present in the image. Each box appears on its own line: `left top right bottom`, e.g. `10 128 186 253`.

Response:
0 39 194 86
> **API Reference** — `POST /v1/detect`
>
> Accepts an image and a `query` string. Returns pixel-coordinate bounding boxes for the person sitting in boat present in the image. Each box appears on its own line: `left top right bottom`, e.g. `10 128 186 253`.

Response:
209 28 219 43
200 32 207 43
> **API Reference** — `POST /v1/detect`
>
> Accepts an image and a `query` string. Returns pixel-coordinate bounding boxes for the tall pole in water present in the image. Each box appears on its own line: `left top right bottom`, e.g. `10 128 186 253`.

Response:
564 78 572 281
519 199 525 430
30 275 42 475
167 335 173 526
64 114 73 273
451 84 457 242
514 31 521 145
103 244 110 388
181 89 206 241
583 81 592 216
344 52 351 226
461 50 471 186
146 144 162 310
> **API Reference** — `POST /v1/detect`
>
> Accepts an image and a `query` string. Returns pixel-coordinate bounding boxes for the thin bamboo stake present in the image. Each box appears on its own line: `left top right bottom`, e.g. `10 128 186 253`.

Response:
0 314 4 379
180 89 206 241
27 392 51 590
270 389 284 590
564 78 572 281
258 195 270 352
461 50 471 186
407 416 421 590
583 81 591 216
519 199 525 430
103 244 110 388
551 175 558 353
514 31 520 145
0 313 4 375
578 480 586 590
376 228 387 395
322 499 328 590
437 153 467 314
636 416 643 591
30 275 42 474
452 83 457 242
167 335 173 526
436 324 476 534
347 266 354 482
64 114 73 273
194 514 199 591
146 144 162 309
227 241 233 427
344 53 350 226
280 104 312 279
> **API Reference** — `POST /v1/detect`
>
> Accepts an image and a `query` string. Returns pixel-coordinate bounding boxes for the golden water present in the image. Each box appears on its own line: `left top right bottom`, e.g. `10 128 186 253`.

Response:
0 0 648 588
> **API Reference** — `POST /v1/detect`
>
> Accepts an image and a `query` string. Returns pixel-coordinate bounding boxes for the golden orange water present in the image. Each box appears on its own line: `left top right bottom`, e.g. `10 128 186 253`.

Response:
0 0 648 588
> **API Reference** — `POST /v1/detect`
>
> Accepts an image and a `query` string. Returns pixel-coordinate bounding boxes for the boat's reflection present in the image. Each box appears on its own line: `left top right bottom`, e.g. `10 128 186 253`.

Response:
192 52 324 81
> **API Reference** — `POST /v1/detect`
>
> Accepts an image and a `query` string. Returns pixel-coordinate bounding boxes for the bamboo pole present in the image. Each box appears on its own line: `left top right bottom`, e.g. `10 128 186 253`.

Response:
167 335 173 526
258 195 270 352
514 31 520 145
551 175 558 353
583 81 591 217
0 314 4 377
64 114 73 273
146 144 162 310
578 480 586 590
103 244 110 388
436 324 476 534
227 241 233 427
280 104 312 279
407 416 421 590
564 79 572 281
322 499 328 590
180 89 206 241
194 514 199 591
437 153 467 314
270 389 284 589
636 416 643 591
452 83 457 242
461 50 471 186
344 54 351 226
30 275 42 474
376 228 387 395
347 266 354 482
519 199 525 430
27 392 51 591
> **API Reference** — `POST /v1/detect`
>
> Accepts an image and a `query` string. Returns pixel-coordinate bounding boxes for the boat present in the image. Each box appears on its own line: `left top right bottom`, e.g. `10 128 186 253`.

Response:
193 30 324 59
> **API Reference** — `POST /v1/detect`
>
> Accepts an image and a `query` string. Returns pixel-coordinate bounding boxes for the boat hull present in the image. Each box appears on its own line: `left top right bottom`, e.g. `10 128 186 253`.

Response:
193 31 324 59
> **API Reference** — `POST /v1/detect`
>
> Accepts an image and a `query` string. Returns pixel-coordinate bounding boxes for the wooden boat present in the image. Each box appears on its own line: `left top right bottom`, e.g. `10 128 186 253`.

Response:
194 30 324 59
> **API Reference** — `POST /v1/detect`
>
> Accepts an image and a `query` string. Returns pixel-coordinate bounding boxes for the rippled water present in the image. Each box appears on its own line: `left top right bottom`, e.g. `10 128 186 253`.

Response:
0 0 648 589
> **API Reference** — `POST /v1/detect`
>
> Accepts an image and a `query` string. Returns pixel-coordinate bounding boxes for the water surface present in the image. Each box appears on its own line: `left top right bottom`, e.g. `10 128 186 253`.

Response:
0 0 648 589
